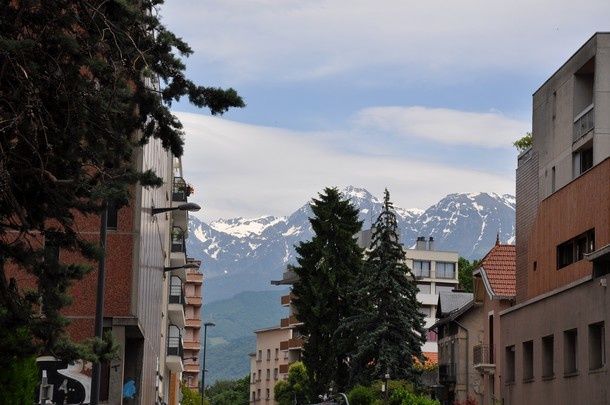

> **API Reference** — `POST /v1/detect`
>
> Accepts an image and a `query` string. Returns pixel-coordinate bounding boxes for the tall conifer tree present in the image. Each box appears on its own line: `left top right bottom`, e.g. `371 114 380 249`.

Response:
292 187 363 395
345 189 425 385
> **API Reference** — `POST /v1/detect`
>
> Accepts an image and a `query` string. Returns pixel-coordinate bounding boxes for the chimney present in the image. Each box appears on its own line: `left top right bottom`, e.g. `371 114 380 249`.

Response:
416 236 426 250
428 236 434 251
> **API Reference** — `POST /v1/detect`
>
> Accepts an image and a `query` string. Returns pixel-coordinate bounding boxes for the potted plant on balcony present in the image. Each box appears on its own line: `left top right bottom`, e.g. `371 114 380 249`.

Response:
184 183 194 197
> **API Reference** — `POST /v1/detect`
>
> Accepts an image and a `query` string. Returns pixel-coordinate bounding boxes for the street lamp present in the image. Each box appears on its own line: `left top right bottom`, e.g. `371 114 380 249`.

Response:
384 371 390 404
151 202 201 215
201 321 215 405
163 263 199 272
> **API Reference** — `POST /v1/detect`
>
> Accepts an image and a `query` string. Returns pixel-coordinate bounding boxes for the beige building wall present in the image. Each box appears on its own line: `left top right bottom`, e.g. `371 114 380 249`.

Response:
249 327 291 404
405 242 460 355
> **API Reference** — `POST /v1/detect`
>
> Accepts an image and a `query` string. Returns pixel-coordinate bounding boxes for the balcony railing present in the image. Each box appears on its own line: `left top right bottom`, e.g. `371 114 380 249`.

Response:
167 336 183 357
173 176 188 202
573 104 594 142
438 363 456 383
473 343 494 370
169 284 185 305
185 318 201 328
279 337 304 350
171 227 186 253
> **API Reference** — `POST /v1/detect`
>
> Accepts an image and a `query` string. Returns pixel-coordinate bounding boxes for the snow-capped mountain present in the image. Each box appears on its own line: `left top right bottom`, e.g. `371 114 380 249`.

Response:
188 187 515 302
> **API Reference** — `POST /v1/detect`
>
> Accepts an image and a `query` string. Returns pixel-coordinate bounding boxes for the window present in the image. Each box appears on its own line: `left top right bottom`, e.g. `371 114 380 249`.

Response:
589 322 605 370
435 284 455 294
551 166 556 193
573 145 594 177
505 346 515 383
523 341 534 381
257 389 261 400
426 330 437 342
266 349 271 361
252 391 256 401
436 262 456 279
257 370 261 381
266 388 270 399
533 261 537 272
542 335 554 378
275 348 279 360
274 368 279 379
106 200 118 230
258 350 262 361
252 373 256 383
266 369 270 380
417 283 431 294
557 229 595 269
413 261 430 278
564 329 578 374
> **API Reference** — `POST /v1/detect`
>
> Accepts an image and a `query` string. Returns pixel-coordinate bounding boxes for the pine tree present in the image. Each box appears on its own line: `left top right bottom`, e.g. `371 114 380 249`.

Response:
0 1 243 369
345 189 426 385
292 187 363 395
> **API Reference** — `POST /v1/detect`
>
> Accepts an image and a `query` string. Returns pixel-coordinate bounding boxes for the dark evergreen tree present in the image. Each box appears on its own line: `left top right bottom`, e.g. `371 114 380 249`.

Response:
292 187 363 395
0 0 243 370
345 189 426 385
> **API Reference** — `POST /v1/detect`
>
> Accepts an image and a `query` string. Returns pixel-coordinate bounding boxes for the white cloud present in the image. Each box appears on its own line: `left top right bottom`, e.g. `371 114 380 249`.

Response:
353 106 529 148
177 110 517 221
161 0 610 83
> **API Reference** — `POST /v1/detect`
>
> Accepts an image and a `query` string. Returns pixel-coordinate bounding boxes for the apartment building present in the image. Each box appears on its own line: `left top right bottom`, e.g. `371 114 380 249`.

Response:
249 326 291 403
22 146 199 404
500 33 610 405
405 236 460 359
182 259 203 391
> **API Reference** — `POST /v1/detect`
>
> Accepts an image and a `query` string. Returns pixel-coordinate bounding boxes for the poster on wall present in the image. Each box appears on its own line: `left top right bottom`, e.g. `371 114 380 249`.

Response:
37 356 91 404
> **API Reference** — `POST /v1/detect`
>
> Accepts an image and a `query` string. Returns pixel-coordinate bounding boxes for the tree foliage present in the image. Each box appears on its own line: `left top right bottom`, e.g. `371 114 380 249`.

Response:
292 187 363 394
0 0 243 369
458 257 479 293
205 375 250 405
274 362 312 405
0 356 38 405
343 189 426 385
513 132 532 152
181 385 207 405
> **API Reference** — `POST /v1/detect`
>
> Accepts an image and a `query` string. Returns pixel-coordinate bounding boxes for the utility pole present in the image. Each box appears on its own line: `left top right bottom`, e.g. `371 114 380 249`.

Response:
90 202 108 405
201 322 215 405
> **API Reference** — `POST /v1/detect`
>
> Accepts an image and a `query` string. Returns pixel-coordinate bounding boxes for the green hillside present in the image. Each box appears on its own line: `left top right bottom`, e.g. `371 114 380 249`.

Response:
202 289 289 384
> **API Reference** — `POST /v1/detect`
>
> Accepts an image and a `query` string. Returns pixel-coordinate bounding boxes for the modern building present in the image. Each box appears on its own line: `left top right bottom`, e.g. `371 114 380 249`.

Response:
499 32 610 405
405 236 460 359
471 242 516 405
432 292 483 405
183 258 204 391
17 144 200 404
249 326 292 403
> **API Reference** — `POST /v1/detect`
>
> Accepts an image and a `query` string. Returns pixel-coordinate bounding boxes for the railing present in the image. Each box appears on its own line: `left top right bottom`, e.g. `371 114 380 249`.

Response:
169 283 185 305
280 337 304 350
473 343 494 366
167 336 183 357
173 176 187 202
171 226 186 253
573 104 594 142
438 363 456 383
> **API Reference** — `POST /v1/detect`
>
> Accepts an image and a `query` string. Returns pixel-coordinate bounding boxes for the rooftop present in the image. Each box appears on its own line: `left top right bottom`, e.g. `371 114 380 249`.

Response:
476 243 516 298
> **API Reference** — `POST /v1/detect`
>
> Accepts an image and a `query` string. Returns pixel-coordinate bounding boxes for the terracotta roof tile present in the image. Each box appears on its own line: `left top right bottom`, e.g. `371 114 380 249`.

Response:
423 352 438 365
479 244 516 297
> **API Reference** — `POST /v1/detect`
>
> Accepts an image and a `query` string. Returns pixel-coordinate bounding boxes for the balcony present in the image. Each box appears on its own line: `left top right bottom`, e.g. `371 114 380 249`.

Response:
473 343 495 374
280 293 294 306
183 340 200 351
173 176 188 202
168 280 186 328
170 227 187 280
438 363 456 384
280 315 300 328
573 104 594 142
186 296 202 307
166 336 184 372
279 364 290 374
186 272 203 284
279 337 304 351
185 318 201 329
183 362 200 373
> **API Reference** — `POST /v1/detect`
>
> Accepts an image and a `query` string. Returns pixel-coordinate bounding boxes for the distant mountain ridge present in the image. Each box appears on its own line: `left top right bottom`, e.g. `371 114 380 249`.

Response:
188 187 516 302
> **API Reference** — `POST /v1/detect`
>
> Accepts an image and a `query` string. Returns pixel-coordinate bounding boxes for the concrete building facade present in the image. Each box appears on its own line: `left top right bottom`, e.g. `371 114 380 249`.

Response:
249 326 291 404
405 237 460 359
500 33 610 405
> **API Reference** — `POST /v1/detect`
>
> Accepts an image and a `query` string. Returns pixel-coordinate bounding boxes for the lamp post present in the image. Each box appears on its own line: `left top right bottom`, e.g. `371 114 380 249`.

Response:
384 371 390 404
151 202 201 215
201 322 215 405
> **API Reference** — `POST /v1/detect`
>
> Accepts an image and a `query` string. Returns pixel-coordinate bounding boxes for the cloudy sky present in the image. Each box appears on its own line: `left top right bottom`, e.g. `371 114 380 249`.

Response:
160 1 610 221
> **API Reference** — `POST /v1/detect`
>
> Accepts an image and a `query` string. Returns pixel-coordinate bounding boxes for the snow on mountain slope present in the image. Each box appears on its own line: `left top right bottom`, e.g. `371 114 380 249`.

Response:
188 187 516 302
